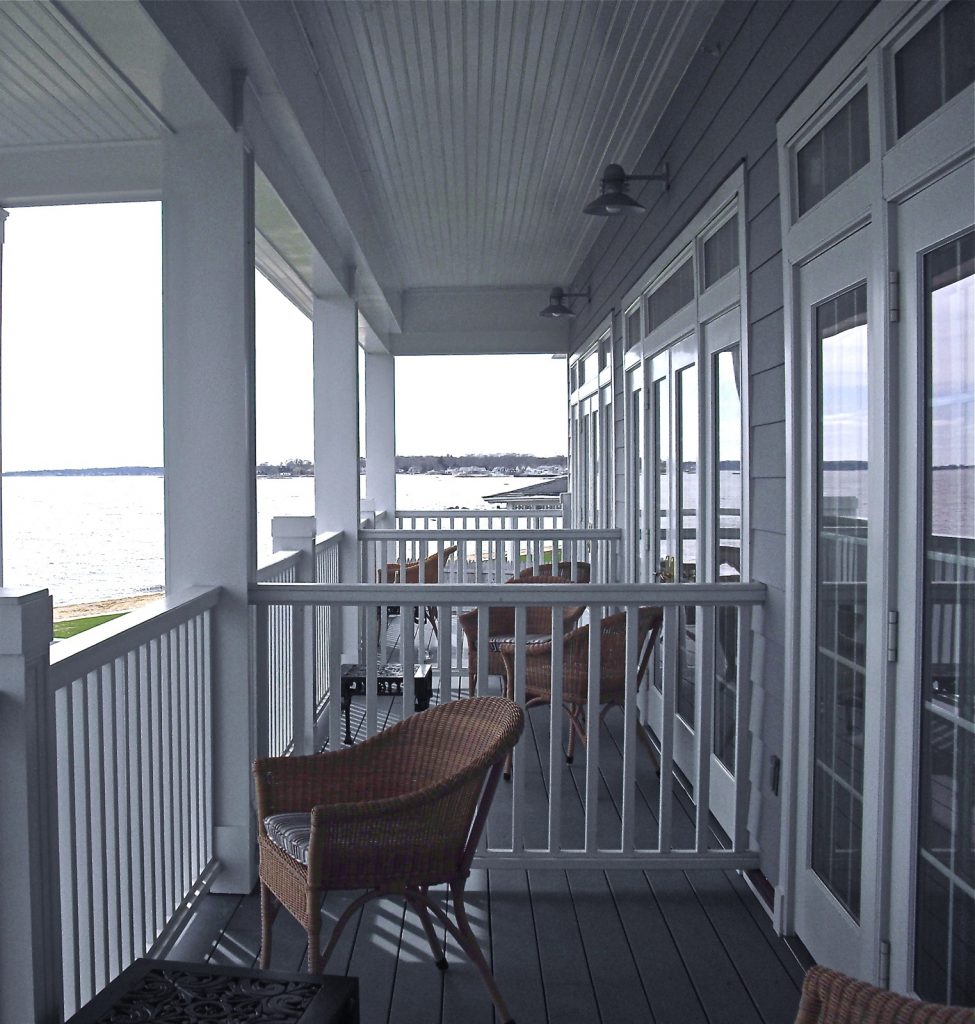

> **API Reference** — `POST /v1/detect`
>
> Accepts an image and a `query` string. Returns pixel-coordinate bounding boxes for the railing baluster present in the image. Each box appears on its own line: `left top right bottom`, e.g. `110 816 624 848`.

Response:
548 610 564 854
366 605 378 741
735 604 757 853
694 605 716 854
476 599 489 697
621 605 638 854
658 605 678 854
584 604 601 854
327 605 343 750
402 604 416 721
511 606 527 854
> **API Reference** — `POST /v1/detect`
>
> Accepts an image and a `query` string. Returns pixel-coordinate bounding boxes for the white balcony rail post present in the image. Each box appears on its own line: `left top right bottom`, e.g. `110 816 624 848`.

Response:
161 127 257 894
272 517 316 755
313 280 360 663
364 345 397 524
0 588 63 1023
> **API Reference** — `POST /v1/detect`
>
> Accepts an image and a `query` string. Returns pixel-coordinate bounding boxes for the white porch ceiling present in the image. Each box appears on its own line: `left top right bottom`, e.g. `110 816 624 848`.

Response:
294 0 715 291
0 1 164 148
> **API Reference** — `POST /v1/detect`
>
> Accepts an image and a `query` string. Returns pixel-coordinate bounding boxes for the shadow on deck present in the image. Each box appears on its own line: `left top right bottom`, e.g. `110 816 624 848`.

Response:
169 617 807 1023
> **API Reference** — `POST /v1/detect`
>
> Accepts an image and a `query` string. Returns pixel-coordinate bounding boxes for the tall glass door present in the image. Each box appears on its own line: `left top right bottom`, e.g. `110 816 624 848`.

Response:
891 160 974 1003
795 227 885 978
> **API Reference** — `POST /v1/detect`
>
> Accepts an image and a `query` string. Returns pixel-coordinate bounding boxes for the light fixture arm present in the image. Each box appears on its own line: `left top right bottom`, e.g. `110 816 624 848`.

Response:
625 164 669 189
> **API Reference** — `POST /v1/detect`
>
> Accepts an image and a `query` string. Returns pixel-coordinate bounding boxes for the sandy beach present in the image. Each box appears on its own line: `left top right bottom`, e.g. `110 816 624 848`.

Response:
54 591 165 622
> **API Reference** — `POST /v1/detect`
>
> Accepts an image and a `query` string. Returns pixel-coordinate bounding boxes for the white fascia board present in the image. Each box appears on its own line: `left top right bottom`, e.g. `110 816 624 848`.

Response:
387 329 570 357
385 286 571 355
0 140 161 206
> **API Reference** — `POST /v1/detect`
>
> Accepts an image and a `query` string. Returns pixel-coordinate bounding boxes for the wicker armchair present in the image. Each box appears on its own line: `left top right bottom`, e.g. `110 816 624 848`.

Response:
254 696 524 1024
794 965 974 1023
378 544 458 635
458 573 588 695
499 606 663 772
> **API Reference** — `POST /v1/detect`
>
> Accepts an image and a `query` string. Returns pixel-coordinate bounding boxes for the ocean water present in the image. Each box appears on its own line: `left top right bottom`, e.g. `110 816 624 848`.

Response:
3 468 969 607
0 473 546 605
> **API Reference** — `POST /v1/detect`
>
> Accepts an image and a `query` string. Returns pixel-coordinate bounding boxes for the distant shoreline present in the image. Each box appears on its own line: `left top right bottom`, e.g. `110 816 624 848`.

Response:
3 466 163 477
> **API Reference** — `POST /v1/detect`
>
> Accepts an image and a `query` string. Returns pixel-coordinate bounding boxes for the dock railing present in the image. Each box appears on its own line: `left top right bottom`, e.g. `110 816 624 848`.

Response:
249 579 766 871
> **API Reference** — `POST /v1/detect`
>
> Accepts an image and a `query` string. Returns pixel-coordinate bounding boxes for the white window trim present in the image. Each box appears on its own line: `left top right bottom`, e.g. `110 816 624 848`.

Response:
774 0 975 971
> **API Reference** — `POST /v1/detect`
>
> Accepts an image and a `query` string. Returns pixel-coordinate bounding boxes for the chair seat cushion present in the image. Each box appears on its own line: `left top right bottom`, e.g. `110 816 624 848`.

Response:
265 813 312 864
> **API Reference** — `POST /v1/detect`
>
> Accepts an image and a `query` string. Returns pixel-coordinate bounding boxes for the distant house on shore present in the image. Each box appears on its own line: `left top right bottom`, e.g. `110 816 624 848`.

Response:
482 475 567 511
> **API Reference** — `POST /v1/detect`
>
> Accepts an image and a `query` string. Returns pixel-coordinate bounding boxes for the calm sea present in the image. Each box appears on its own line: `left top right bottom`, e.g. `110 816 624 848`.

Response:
0 473 546 605
3 469 970 606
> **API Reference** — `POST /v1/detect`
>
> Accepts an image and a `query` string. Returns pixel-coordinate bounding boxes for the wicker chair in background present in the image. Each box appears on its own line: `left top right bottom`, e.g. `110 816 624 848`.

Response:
794 965 974 1023
378 543 458 636
458 572 589 695
499 606 663 775
253 696 524 1024
517 560 591 582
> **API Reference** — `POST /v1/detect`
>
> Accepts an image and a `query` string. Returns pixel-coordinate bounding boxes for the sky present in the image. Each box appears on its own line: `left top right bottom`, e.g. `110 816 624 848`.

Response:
0 202 566 472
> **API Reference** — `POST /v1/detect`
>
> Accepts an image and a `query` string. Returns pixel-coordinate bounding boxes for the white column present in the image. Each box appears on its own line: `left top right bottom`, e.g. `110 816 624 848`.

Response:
0 208 8 587
162 129 257 894
0 588 61 1023
313 280 360 656
364 346 397 523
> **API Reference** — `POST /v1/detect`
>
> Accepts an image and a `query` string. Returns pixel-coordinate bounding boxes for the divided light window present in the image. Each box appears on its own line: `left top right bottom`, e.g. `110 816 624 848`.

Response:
796 88 869 216
702 214 739 289
647 258 694 332
626 305 642 350
896 0 975 138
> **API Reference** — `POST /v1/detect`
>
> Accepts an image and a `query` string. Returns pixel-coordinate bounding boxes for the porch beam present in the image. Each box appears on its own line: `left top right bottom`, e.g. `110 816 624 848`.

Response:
312 276 360 656
161 127 257 894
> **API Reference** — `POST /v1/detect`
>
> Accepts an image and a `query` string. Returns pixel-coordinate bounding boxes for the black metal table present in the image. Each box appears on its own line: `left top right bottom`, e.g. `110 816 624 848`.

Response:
340 662 434 744
66 957 358 1023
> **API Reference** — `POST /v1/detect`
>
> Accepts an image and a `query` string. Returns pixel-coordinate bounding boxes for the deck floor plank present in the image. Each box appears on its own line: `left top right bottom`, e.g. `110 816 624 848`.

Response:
181 652 805 1023
686 870 802 1024
648 870 766 1024
529 868 602 1024
567 867 655 1024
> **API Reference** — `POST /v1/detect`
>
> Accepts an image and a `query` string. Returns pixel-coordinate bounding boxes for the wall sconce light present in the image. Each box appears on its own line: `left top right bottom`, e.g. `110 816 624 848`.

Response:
583 162 669 216
539 286 590 318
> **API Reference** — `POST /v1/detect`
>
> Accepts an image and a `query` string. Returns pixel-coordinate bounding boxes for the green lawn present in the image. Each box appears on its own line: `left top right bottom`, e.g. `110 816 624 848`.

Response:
53 613 123 640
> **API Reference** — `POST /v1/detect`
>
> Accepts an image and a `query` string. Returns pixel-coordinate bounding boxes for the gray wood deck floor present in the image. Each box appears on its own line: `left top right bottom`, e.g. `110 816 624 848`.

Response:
169 619 807 1023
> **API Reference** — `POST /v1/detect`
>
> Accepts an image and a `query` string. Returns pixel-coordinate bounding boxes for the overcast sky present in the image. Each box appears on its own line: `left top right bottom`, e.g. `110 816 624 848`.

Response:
1 203 566 472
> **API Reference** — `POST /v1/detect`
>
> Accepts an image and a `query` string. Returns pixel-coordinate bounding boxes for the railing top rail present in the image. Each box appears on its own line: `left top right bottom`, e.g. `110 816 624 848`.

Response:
314 530 343 550
249 581 766 608
361 527 621 541
396 509 564 517
50 585 221 686
256 549 302 582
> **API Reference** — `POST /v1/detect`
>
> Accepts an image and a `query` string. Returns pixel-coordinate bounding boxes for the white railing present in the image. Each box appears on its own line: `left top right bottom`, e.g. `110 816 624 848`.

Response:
47 587 219 1017
396 508 563 530
255 551 301 757
254 531 344 758
361 528 622 586
249 580 766 870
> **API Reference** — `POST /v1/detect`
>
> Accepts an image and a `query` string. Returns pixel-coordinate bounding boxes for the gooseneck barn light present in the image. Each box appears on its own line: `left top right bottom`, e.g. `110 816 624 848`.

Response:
539 286 590 318
583 162 669 215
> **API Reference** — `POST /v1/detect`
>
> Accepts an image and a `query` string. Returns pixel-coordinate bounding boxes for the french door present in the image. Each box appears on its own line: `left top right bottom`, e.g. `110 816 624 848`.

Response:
794 226 887 978
890 160 974 1004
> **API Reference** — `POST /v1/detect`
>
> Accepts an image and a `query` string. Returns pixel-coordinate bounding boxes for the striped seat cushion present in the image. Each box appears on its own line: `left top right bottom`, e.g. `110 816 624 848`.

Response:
264 813 312 864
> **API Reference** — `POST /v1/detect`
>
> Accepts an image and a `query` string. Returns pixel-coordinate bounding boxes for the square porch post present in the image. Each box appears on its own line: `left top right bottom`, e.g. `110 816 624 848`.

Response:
312 275 360 657
364 343 397 524
162 129 257 894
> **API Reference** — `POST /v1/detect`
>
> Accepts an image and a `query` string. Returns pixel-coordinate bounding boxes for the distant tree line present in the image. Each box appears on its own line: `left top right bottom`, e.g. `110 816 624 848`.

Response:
256 454 567 477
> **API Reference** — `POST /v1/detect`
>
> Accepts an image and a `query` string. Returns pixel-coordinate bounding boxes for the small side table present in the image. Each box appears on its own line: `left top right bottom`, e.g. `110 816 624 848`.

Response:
340 662 434 744
65 957 358 1023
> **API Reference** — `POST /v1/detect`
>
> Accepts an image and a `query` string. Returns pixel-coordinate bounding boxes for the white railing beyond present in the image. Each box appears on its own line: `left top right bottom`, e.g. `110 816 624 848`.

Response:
396 508 563 531
250 580 766 871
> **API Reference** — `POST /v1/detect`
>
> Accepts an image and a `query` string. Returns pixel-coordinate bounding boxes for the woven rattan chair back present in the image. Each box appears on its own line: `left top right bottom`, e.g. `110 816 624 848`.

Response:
794 965 974 1023
254 696 524 1024
459 573 589 694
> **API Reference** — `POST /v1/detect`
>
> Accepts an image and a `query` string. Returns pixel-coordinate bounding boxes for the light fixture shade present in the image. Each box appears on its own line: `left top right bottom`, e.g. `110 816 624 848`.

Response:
583 190 646 216
539 287 576 318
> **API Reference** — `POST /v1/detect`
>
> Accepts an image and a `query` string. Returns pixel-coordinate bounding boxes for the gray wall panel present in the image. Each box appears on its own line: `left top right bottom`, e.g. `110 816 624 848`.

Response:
564 0 876 886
